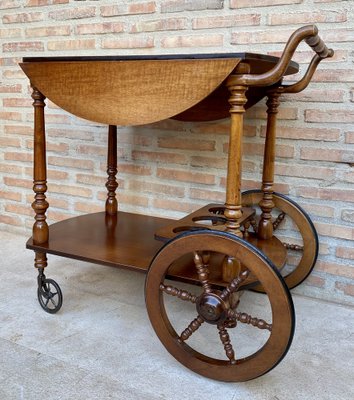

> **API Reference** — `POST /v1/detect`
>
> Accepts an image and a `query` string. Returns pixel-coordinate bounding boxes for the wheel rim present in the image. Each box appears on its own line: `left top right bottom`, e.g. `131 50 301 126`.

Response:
37 278 63 314
145 230 295 382
242 190 318 290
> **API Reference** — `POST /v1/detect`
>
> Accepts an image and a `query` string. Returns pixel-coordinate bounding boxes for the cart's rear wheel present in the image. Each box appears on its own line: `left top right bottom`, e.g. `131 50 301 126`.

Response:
145 230 295 382
242 190 318 290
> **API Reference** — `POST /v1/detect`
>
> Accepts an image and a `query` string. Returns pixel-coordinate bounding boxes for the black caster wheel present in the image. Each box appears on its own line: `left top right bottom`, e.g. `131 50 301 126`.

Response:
37 278 63 314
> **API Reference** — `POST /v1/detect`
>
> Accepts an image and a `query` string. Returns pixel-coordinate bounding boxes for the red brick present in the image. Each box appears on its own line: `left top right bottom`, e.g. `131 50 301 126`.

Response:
161 0 223 13
302 203 334 218
261 126 340 141
3 98 32 107
26 25 71 37
316 222 354 240
341 209 354 223
75 174 106 187
49 183 92 198
305 109 354 123
153 198 197 213
193 14 260 29
48 39 95 51
0 163 23 175
26 139 69 154
0 28 21 38
102 37 154 49
74 202 102 214
0 1 21 9
47 128 94 141
117 193 149 208
0 111 22 121
323 29 354 43
5 203 33 217
49 7 96 20
0 214 22 226
157 167 215 185
304 275 326 288
276 163 335 180
48 156 94 170
335 282 354 297
77 144 106 157
76 22 125 35
131 18 187 33
297 187 354 203
316 260 354 279
285 89 344 103
3 177 32 189
190 155 226 169
336 247 354 260
129 180 185 197
2 11 43 23
158 137 215 151
247 106 297 120
119 164 152 176
190 188 225 202
161 34 223 48
3 41 44 52
47 210 75 222
0 190 22 202
230 0 301 7
5 152 32 162
269 11 347 25
0 137 21 147
100 2 156 17
224 142 294 159
231 29 293 45
312 69 354 83
131 150 187 165
300 147 353 164
191 122 256 137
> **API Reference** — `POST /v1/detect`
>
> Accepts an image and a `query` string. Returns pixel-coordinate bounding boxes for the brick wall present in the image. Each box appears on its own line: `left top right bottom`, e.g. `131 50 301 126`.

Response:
0 0 353 305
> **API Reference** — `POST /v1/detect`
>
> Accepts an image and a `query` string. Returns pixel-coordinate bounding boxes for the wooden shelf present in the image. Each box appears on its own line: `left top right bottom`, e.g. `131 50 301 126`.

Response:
27 211 287 289
26 211 170 273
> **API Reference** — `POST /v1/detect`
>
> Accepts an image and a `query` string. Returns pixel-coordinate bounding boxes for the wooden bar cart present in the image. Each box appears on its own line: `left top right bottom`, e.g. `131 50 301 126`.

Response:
20 25 333 382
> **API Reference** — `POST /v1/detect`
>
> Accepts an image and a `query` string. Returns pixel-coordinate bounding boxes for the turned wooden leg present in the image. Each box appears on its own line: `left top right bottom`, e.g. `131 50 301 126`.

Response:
258 91 281 240
31 86 48 246
105 125 118 215
222 69 249 282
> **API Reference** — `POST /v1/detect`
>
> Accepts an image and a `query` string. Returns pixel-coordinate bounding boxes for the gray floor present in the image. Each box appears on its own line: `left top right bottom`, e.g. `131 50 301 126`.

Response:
0 230 353 400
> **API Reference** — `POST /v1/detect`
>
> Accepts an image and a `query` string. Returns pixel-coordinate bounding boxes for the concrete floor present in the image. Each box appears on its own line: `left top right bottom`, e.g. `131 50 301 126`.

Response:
0 230 353 400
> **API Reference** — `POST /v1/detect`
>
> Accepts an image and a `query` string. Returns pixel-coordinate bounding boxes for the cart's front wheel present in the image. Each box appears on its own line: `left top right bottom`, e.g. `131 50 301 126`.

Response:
145 230 295 382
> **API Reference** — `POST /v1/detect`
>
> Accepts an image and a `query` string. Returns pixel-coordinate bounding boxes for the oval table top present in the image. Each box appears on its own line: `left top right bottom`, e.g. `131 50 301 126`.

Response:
20 53 298 126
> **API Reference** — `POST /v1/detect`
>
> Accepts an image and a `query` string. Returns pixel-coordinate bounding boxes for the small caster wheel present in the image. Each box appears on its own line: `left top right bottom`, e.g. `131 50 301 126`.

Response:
37 278 63 314
145 230 295 382
242 190 319 290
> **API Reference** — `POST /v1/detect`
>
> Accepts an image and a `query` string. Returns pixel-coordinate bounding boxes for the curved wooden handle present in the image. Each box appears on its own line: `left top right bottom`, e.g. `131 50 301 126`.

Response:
305 28 334 59
231 25 333 87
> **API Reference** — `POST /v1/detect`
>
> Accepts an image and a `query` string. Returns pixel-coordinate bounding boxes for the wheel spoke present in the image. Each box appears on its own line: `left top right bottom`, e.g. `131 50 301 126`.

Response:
180 315 204 342
217 324 236 364
283 242 303 251
44 297 50 307
160 283 197 303
228 309 272 331
193 251 212 293
220 270 250 301
273 212 285 230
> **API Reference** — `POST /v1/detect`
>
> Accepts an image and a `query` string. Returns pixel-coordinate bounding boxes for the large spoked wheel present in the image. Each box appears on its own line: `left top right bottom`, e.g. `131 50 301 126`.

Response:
242 190 319 290
145 230 295 382
37 278 63 314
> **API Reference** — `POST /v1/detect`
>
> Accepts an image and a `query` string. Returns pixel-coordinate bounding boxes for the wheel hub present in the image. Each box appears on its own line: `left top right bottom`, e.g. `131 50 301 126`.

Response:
196 293 229 325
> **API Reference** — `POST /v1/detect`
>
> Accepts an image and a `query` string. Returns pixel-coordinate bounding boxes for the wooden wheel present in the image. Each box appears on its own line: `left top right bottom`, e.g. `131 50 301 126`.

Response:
145 230 295 382
242 190 319 290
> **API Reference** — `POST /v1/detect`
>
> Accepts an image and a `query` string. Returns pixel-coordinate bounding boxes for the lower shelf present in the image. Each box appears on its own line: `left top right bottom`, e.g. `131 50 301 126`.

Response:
27 211 287 289
27 211 170 273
